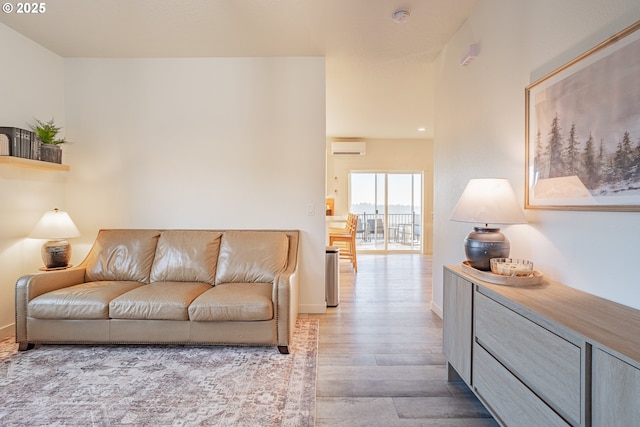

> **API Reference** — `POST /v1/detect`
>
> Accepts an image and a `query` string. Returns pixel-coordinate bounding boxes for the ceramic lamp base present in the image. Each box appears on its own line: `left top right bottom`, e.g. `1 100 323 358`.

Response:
41 239 72 269
463 226 510 271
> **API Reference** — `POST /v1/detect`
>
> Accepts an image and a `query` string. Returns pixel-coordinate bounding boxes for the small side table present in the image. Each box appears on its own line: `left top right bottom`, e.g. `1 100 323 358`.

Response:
39 264 73 272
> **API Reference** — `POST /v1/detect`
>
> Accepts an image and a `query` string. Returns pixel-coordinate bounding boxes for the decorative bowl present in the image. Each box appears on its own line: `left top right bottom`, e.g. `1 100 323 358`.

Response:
490 258 534 277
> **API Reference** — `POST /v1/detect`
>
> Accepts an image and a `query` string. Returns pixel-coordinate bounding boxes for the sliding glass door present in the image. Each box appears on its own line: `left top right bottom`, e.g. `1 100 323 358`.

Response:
350 172 422 252
350 173 385 249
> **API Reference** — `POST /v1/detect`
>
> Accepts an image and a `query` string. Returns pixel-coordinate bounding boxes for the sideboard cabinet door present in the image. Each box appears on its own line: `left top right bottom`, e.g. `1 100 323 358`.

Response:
592 348 640 426
443 268 473 385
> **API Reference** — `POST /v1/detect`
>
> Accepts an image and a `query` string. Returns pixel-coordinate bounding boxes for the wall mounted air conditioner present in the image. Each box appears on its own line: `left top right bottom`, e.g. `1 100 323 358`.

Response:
331 141 366 156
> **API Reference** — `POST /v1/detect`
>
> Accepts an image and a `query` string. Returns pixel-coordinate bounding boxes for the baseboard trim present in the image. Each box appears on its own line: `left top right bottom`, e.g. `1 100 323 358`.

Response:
0 323 14 340
299 304 327 314
430 301 443 319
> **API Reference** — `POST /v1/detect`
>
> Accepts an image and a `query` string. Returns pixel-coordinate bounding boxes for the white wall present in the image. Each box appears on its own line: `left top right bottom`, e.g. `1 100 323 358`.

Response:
63 57 327 314
0 24 67 337
432 0 640 314
326 138 434 254
0 28 328 340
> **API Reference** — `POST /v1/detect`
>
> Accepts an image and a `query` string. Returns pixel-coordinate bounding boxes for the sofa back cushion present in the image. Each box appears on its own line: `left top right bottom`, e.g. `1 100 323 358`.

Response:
150 230 222 283
85 229 161 283
215 231 288 285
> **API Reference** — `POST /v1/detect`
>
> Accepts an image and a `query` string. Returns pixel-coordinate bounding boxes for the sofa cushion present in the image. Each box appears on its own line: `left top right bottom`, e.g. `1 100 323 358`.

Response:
150 230 222 284
28 281 145 320
215 231 288 285
188 282 273 321
85 229 161 283
109 282 212 321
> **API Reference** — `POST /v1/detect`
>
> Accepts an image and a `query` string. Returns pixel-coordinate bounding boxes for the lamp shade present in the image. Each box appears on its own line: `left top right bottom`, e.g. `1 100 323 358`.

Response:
29 208 81 239
449 178 527 225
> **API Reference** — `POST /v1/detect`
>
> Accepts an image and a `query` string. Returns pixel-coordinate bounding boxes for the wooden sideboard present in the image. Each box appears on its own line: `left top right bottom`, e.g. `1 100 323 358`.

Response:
443 265 640 427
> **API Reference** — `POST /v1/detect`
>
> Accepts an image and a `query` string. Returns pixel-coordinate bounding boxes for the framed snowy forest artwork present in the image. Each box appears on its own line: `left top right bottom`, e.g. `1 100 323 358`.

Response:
525 20 640 211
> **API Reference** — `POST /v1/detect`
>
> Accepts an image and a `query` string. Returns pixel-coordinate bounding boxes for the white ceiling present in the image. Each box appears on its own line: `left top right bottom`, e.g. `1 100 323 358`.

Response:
0 0 477 139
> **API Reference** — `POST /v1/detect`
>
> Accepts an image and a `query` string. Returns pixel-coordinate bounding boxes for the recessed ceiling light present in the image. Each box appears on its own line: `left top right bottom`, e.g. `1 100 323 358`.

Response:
418 127 426 132
392 9 410 23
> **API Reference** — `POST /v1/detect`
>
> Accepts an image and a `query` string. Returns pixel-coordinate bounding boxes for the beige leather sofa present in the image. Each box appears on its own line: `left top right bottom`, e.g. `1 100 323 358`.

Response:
15 229 300 353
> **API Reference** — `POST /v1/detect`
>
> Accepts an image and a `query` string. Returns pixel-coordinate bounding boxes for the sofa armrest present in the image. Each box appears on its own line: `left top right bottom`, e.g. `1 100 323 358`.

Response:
273 268 299 351
15 267 87 346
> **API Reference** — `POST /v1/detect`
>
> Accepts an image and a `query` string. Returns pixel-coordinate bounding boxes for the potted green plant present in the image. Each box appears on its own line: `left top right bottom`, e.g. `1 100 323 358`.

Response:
29 118 66 164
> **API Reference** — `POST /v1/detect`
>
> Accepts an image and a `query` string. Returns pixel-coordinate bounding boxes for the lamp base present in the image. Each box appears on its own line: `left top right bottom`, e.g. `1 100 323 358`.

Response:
464 226 510 271
41 239 72 269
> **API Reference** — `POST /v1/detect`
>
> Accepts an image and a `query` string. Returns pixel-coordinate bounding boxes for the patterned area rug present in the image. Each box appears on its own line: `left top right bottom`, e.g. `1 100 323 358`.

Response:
0 319 318 427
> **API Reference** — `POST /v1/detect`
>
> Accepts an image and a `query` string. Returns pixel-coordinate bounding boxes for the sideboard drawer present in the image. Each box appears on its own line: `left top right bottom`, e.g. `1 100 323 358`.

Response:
475 291 581 424
473 343 570 427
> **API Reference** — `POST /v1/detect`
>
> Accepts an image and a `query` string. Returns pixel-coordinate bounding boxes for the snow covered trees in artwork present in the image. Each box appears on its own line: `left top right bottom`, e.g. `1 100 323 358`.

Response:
534 113 640 196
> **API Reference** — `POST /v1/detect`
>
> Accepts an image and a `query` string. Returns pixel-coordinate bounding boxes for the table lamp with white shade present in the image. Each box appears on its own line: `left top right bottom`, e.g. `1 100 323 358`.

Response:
449 178 527 271
29 208 81 270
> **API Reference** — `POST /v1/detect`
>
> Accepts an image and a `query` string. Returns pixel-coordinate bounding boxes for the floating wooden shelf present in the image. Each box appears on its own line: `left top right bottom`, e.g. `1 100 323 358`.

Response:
0 156 69 171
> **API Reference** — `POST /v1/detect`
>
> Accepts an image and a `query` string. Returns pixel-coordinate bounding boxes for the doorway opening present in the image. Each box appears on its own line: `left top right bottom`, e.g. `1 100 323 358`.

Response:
349 172 422 253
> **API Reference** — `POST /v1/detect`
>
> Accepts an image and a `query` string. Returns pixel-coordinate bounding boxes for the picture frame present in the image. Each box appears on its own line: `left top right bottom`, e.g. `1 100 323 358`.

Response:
525 20 640 211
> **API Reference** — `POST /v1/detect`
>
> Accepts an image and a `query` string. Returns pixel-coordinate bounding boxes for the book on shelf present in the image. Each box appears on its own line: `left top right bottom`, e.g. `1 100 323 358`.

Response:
30 132 40 160
0 127 37 159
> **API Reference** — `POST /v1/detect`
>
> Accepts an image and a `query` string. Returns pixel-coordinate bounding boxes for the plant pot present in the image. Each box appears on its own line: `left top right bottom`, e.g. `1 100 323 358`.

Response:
39 143 62 164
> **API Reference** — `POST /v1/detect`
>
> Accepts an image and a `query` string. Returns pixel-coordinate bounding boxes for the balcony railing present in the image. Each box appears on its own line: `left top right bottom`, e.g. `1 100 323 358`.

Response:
355 213 420 247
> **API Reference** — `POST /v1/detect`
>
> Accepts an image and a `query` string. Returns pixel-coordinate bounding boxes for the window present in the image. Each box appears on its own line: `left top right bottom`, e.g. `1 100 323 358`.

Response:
349 172 422 252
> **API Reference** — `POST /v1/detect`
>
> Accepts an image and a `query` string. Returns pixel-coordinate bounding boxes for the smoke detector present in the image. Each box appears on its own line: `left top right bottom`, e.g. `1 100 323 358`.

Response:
392 9 410 23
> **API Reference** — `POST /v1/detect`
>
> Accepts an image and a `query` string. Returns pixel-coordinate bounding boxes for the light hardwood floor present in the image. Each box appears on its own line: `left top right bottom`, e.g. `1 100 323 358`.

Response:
307 254 498 426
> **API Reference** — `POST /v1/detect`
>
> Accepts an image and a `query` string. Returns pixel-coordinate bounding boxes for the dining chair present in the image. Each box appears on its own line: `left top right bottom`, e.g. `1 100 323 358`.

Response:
328 213 358 272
